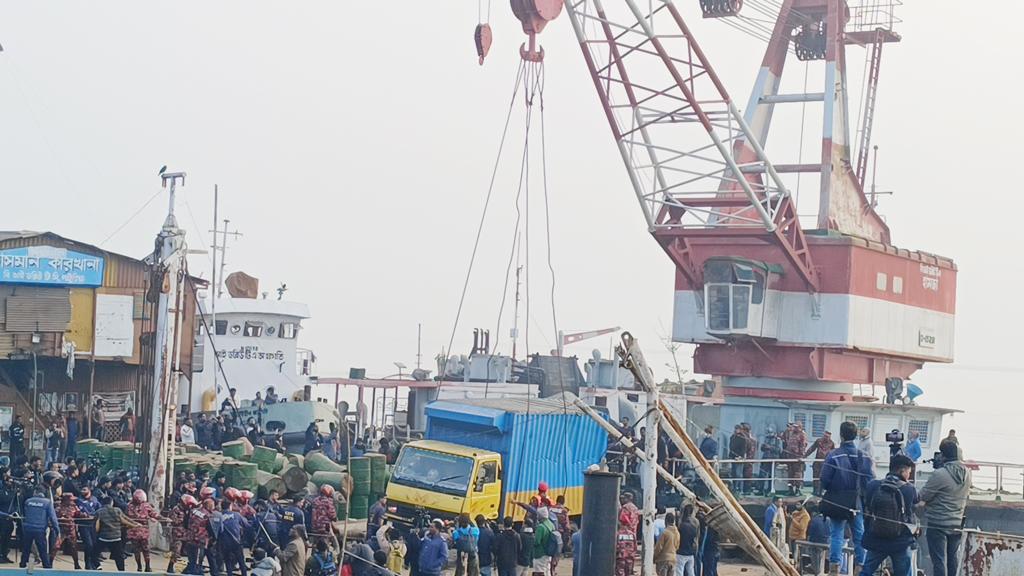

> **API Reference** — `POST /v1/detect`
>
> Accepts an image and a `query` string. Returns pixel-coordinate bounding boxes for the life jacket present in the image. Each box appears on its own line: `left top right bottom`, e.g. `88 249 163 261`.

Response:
312 552 336 576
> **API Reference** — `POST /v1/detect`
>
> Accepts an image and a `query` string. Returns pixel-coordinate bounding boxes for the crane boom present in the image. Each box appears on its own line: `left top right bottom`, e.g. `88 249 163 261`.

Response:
563 0 820 293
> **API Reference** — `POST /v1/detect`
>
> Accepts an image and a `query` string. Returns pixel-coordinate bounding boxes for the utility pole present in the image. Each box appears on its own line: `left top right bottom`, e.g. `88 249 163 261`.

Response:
511 264 522 360
147 169 187 509
416 323 422 370
210 185 219 405
616 333 658 576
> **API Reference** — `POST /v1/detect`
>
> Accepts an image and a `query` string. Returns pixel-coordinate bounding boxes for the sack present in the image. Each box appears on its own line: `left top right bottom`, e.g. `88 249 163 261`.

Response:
867 477 907 539
546 526 561 558
314 552 337 576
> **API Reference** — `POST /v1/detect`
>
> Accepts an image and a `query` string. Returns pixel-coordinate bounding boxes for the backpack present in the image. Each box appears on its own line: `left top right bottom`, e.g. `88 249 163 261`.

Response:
314 552 337 576
456 528 479 557
545 525 561 558
867 477 907 539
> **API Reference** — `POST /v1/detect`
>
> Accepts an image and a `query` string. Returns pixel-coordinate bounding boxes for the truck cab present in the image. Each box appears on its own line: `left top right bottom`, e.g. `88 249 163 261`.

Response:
385 440 503 526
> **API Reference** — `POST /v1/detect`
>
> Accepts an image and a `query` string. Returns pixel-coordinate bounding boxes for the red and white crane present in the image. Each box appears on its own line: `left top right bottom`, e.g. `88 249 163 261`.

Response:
496 0 955 400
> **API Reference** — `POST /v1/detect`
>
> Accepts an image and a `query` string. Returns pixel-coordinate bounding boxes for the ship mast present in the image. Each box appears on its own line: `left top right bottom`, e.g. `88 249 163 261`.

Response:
147 169 187 508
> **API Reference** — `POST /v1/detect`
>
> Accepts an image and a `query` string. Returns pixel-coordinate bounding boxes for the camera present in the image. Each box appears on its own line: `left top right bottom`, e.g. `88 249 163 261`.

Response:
885 430 905 444
924 451 945 470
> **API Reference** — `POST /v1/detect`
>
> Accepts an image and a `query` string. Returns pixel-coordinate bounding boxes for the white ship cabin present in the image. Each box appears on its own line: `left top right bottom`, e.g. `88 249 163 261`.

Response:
186 297 315 413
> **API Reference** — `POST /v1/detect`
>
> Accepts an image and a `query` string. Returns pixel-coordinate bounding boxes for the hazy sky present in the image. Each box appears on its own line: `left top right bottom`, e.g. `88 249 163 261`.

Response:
1 3 1021 459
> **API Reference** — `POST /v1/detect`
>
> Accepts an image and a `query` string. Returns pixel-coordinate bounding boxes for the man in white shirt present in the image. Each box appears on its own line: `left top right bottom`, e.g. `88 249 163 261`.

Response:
180 419 196 445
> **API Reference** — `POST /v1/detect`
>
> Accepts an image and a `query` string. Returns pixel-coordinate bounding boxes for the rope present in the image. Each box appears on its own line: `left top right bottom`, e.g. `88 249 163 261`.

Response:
99 189 164 246
795 61 809 207
441 60 527 384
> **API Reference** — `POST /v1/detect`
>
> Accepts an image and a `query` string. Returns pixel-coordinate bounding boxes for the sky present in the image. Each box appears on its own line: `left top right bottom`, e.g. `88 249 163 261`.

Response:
1 3 1021 462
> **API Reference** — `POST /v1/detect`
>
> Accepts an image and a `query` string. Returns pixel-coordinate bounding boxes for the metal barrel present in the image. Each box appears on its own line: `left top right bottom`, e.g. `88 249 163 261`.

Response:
578 469 620 576
349 457 371 496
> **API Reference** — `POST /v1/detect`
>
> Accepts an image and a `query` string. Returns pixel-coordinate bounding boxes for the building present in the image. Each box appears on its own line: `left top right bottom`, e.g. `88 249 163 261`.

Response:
0 231 200 457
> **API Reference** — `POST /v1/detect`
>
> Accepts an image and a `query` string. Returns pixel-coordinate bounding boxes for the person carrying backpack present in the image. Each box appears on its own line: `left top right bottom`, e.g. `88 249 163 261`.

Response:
819 421 874 575
305 539 337 576
861 455 919 576
452 513 481 576
533 507 556 576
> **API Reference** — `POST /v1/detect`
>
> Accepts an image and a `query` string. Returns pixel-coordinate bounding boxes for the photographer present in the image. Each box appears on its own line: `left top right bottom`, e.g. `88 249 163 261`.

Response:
919 439 971 576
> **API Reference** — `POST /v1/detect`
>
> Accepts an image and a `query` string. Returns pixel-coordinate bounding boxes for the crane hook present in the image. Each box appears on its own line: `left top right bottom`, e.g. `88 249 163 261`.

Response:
474 23 493 65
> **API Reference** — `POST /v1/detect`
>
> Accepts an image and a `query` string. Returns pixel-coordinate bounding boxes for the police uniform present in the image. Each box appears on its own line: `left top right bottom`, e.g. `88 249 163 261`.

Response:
277 503 304 547
218 509 249 576
77 494 103 570
255 508 281 552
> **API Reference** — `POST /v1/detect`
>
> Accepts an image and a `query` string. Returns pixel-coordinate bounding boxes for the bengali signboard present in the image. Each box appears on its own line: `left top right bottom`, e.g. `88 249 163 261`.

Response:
0 246 105 286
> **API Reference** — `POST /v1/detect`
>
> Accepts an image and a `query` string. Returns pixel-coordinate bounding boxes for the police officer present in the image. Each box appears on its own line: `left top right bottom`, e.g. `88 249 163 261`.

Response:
77 486 102 570
21 488 59 568
218 499 249 576
0 469 16 563
8 416 25 465
254 500 282 553
277 497 305 547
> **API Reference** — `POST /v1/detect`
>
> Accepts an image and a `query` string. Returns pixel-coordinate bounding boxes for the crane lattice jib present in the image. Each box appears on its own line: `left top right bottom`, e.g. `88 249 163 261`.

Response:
563 0 820 292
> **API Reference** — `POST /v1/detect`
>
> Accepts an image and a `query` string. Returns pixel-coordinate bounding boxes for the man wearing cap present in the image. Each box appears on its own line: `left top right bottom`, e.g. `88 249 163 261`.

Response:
532 507 556 576
805 430 836 496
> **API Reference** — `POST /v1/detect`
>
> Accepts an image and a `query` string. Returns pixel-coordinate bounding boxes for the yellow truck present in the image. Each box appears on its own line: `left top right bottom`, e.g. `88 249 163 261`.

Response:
385 397 608 526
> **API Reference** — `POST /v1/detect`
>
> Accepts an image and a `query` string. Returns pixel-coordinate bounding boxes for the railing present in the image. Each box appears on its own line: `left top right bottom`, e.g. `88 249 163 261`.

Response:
611 448 1024 502
848 0 903 33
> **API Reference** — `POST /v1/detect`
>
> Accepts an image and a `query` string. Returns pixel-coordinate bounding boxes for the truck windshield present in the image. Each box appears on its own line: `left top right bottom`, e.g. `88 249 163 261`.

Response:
391 447 474 497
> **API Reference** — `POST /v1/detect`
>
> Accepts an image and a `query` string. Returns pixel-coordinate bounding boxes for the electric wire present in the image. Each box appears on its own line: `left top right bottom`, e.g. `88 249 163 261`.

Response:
99 188 165 246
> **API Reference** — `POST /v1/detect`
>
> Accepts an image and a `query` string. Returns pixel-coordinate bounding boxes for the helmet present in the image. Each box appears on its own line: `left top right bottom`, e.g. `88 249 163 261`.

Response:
239 490 254 503
319 484 335 497
224 487 241 502
538 481 549 493
133 489 146 503
181 494 199 507
200 486 215 499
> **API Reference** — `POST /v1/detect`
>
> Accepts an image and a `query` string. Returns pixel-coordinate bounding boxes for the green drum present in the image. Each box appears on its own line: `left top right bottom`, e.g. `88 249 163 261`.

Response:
367 453 387 496
76 439 99 459
174 456 196 474
349 457 371 497
347 494 369 520
252 446 278 473
222 440 247 460
108 441 136 471
335 498 349 521
233 462 259 492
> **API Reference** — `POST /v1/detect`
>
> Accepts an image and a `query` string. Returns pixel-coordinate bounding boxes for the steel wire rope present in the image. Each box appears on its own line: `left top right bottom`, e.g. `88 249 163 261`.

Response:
514 61 540 514
440 60 527 399
795 61 810 208
99 188 165 246
537 63 576 505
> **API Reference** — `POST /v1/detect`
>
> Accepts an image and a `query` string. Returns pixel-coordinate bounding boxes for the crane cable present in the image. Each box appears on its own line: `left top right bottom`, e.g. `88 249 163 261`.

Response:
442 60 527 391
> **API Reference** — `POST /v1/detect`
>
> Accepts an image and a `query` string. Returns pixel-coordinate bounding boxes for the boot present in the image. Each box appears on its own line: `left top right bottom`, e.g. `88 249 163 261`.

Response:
829 562 840 576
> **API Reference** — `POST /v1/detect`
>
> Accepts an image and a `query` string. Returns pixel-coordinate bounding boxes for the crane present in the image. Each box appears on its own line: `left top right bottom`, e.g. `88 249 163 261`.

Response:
557 325 620 357
487 1 955 574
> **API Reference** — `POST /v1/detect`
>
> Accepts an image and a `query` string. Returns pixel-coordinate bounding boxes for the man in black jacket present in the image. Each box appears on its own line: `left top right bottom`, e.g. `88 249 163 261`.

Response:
676 504 699 576
8 417 25 465
493 517 521 576
517 519 535 575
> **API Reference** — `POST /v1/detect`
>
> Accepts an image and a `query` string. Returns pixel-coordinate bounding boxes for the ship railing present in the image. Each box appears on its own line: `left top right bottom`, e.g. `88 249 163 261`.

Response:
963 460 1024 502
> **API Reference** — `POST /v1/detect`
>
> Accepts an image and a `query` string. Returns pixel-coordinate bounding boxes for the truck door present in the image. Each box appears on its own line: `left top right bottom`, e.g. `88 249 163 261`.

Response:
468 459 501 520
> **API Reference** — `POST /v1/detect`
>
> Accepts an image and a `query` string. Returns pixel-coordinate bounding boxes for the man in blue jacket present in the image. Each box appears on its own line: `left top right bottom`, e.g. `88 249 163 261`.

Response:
820 421 874 575
218 500 250 576
21 488 60 568
419 520 449 576
861 455 918 576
